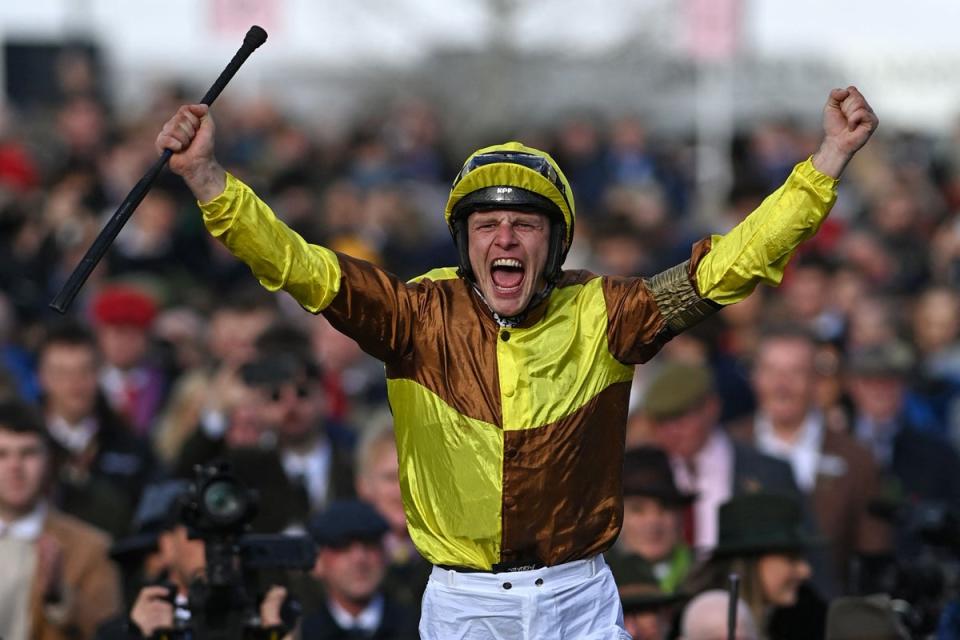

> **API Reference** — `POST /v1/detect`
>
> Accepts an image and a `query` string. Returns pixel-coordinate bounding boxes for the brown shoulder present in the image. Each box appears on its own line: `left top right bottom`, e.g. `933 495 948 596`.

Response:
44 510 112 556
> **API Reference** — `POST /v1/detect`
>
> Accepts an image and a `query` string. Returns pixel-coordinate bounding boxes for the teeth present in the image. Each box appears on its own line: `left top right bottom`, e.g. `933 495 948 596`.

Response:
492 258 523 269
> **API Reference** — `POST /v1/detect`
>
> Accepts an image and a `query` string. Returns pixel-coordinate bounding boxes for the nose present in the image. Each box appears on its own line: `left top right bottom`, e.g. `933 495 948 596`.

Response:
493 220 518 247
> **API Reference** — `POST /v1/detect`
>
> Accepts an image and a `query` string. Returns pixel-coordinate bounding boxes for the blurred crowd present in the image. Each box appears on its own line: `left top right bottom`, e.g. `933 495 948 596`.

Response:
2 52 960 640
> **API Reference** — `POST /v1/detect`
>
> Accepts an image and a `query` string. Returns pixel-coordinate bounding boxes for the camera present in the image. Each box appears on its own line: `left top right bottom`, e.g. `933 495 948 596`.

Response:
176 463 317 640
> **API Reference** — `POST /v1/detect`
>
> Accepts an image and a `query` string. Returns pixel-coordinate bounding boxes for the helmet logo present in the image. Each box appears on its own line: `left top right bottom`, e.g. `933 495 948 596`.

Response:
497 187 513 194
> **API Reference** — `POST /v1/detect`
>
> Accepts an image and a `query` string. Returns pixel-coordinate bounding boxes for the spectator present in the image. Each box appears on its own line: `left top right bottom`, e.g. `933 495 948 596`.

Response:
0 398 121 640
119 488 291 640
253 324 356 514
607 446 695 594
682 493 821 640
90 283 168 437
615 562 688 640
729 328 891 590
300 499 419 639
174 327 355 531
95 480 189 639
37 322 156 537
153 288 276 464
846 342 960 536
642 362 801 554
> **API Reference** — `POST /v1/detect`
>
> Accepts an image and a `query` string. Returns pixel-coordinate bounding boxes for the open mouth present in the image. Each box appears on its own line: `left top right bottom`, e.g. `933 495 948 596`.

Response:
490 257 525 294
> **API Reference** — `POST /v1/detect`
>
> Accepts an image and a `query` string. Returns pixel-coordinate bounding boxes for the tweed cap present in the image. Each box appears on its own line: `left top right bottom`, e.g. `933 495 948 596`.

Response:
641 362 714 420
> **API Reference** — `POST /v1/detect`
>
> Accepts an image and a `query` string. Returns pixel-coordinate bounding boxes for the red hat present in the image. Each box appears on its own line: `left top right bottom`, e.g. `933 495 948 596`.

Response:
91 285 157 329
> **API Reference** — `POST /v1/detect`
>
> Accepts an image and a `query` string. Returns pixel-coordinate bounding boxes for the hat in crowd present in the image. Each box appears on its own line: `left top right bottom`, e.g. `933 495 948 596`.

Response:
623 446 696 506
308 499 389 548
825 594 910 640
110 480 189 563
91 284 157 329
711 493 820 558
641 362 714 421
616 561 688 613
847 342 915 378
251 323 322 380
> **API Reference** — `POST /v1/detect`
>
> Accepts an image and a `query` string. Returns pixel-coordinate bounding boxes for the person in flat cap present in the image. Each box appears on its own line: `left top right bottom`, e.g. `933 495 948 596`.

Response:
608 446 695 597
643 361 802 558
824 594 909 640
298 499 419 639
90 283 169 437
682 493 824 640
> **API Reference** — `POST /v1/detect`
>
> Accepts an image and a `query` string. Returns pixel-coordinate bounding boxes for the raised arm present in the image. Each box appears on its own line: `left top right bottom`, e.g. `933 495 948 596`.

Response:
606 88 879 365
696 86 878 305
155 106 418 362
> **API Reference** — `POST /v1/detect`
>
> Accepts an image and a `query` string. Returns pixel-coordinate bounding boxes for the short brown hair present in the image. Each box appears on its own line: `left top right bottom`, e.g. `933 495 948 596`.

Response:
0 398 52 450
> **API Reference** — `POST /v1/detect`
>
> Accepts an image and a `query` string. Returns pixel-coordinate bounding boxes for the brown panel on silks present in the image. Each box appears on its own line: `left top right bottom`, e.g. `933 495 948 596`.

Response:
386 278 505 427
499 381 632 566
328 253 504 426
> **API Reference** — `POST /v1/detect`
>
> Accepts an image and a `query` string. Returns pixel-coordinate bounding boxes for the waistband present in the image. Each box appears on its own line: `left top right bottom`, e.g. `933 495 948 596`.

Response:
431 554 606 590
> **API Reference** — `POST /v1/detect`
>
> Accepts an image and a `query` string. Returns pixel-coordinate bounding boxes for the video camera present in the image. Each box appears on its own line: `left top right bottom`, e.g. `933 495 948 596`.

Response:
173 463 317 640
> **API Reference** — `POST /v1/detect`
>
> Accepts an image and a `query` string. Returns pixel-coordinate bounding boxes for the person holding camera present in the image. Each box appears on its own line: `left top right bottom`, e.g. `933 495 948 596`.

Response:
114 483 295 640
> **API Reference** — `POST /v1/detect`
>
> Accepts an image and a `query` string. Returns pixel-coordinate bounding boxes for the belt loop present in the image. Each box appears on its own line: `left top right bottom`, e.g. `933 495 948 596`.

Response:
446 566 456 587
589 555 600 577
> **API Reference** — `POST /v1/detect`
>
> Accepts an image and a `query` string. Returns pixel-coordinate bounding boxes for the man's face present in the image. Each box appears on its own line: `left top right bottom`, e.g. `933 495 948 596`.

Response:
159 525 206 592
256 376 324 445
650 398 717 460
620 496 681 562
848 375 904 423
467 209 550 318
314 540 386 605
752 338 817 428
96 324 148 371
0 429 49 517
39 343 99 421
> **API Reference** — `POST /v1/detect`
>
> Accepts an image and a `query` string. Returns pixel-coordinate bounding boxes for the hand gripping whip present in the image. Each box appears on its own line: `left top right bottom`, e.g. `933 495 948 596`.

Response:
49 25 268 313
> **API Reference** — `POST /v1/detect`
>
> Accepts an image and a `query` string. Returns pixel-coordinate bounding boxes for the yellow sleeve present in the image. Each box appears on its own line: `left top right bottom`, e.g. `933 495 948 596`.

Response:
695 157 839 305
199 173 342 313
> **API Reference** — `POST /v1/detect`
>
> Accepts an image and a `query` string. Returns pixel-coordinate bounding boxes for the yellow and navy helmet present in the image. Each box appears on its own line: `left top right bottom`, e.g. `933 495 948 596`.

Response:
444 142 575 283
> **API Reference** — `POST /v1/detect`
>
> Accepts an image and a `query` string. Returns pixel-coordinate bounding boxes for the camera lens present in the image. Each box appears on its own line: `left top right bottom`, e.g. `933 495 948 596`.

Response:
202 478 248 526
